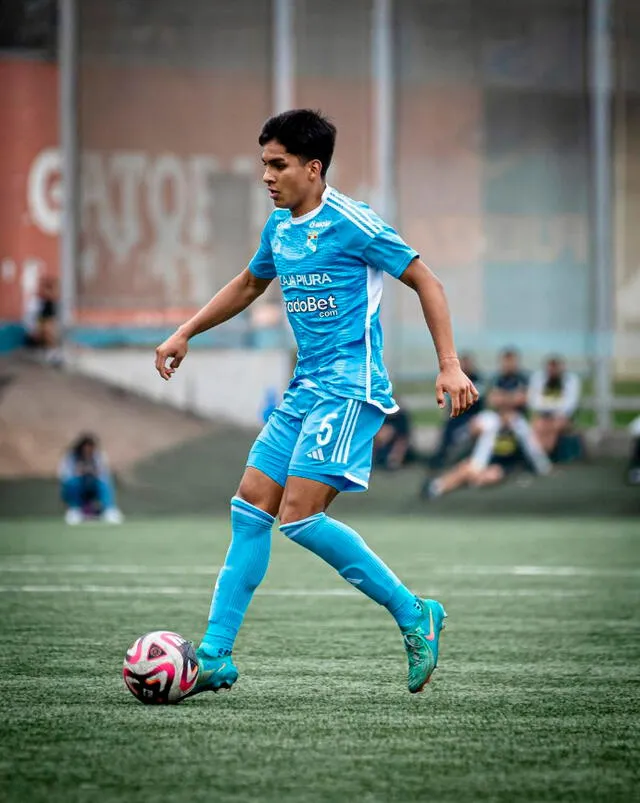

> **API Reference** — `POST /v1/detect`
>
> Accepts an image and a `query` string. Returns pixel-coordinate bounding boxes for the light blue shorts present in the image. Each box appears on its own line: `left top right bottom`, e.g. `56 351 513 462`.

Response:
247 384 385 493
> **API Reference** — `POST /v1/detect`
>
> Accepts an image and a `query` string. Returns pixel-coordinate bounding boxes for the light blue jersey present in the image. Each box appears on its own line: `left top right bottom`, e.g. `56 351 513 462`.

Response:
249 185 418 413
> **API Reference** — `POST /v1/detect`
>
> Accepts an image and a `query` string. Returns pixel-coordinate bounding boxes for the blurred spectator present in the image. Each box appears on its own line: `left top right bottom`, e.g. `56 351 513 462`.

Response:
528 356 581 457
487 347 528 416
23 275 63 365
429 352 484 469
627 416 640 486
422 418 549 499
421 348 553 499
373 403 414 471
477 347 551 473
58 434 123 525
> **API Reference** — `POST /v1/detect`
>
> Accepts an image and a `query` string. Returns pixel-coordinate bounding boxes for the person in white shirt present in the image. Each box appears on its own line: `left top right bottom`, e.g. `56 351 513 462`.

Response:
528 356 581 456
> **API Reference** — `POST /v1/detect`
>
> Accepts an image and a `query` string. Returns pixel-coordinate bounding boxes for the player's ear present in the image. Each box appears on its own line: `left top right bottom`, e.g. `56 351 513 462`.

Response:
307 158 323 181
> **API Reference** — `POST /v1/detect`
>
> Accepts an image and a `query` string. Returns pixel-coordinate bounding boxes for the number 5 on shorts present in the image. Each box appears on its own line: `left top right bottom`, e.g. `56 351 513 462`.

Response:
317 413 338 446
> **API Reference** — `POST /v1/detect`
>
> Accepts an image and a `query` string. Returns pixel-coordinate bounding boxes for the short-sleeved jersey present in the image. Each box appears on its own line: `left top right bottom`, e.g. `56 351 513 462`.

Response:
249 186 418 412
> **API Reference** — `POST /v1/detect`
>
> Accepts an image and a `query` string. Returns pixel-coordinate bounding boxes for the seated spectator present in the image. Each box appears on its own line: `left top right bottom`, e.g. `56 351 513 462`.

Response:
421 348 552 499
479 347 551 469
627 416 640 485
373 403 414 471
429 353 484 469
487 347 528 417
528 356 581 457
58 433 123 525
422 418 549 499
23 275 63 365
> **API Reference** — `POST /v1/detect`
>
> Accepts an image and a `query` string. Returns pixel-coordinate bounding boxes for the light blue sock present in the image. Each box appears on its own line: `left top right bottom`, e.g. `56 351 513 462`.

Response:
280 513 421 630
202 496 274 656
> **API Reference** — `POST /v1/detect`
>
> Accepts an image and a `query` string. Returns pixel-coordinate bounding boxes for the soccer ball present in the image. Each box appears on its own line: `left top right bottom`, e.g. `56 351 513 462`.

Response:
122 630 199 704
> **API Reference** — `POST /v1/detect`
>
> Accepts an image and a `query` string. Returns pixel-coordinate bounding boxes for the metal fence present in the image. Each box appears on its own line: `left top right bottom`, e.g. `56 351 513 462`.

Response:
50 1 637 422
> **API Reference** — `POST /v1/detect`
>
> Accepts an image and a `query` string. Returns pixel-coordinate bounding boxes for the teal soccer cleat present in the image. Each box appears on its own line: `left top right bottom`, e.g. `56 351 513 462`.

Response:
401 598 447 693
187 646 239 697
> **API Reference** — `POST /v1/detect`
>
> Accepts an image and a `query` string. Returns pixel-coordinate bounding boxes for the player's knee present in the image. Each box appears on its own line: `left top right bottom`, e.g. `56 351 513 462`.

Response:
279 476 337 525
235 470 281 518
279 494 327 526
279 499 318 526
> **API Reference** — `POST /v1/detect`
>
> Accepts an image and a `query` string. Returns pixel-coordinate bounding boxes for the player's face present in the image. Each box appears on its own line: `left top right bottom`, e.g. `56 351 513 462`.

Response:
261 140 320 212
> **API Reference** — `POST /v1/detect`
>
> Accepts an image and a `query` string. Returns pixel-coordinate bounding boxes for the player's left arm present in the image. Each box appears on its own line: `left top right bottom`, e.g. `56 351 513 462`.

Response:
400 258 479 417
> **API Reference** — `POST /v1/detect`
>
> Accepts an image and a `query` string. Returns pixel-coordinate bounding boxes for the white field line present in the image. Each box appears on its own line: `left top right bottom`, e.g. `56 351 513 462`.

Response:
0 562 639 578
441 565 640 578
0 585 624 599
0 564 219 575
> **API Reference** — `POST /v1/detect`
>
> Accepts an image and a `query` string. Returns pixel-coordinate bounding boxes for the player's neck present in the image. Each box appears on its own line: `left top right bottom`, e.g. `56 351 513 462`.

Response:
290 184 326 218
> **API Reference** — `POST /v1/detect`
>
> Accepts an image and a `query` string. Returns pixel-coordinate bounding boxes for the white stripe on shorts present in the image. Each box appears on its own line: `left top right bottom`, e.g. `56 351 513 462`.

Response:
338 401 362 464
331 400 354 462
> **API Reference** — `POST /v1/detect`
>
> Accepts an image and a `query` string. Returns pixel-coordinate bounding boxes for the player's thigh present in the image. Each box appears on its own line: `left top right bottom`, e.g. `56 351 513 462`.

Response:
246 405 302 493
289 397 385 493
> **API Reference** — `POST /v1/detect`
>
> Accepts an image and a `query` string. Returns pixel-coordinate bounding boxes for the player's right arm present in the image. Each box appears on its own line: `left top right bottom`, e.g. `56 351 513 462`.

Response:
156 215 278 380
155 269 272 380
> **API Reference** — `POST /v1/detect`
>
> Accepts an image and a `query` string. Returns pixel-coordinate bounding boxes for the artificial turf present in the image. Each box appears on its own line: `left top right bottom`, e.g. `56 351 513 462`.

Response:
0 516 638 802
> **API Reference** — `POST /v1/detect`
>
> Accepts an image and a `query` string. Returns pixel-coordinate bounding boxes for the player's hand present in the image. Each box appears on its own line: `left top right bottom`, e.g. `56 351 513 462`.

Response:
155 332 189 380
436 363 479 418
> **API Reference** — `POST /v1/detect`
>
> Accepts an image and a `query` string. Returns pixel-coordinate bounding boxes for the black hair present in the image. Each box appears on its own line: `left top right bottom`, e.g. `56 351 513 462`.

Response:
500 347 519 359
72 433 98 459
258 109 336 179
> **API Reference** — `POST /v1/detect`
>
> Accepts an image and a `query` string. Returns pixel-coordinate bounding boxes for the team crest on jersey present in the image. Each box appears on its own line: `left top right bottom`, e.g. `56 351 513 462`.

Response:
306 231 319 253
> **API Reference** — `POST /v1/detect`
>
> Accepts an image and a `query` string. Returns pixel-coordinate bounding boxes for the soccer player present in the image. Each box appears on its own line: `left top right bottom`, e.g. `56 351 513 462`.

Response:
155 109 478 694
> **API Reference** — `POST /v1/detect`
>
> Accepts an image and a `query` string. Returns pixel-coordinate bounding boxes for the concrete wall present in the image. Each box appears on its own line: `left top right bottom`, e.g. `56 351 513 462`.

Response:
69 348 291 428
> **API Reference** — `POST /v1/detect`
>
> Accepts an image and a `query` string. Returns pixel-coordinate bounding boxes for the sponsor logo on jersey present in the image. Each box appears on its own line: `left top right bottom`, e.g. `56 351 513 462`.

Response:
279 272 332 288
284 294 338 318
309 220 332 229
306 231 319 252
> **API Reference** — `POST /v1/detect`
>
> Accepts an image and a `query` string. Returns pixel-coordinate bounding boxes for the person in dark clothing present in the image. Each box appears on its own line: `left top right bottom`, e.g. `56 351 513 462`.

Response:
627 416 640 485
24 275 59 349
373 405 414 470
421 348 551 500
486 347 529 415
429 353 484 469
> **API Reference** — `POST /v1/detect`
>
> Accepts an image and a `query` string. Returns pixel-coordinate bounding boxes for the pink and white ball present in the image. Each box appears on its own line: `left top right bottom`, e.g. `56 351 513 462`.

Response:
123 631 199 704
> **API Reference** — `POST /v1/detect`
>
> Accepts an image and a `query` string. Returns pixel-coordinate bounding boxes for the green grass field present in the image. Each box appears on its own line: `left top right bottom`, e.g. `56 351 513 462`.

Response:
1 516 639 803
